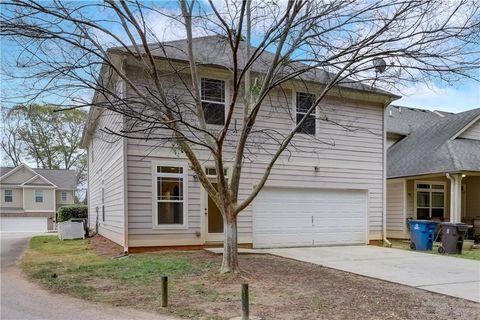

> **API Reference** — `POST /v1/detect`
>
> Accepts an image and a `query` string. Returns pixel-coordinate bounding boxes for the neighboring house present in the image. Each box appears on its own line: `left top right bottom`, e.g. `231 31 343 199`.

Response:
81 35 400 252
0 164 76 232
386 105 480 239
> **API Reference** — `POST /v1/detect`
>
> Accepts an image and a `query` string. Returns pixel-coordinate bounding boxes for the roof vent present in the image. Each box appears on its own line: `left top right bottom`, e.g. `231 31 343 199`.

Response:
388 109 393 117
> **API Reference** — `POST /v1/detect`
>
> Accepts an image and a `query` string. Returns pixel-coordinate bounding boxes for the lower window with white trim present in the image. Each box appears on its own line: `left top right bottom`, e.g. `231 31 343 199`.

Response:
415 182 445 219
154 164 188 227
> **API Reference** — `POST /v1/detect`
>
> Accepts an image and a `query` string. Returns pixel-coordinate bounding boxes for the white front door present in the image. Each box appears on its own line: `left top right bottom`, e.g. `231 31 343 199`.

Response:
252 187 368 248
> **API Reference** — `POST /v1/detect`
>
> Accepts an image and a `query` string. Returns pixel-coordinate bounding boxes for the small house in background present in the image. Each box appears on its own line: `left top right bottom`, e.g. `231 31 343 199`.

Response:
386 106 480 239
0 164 76 232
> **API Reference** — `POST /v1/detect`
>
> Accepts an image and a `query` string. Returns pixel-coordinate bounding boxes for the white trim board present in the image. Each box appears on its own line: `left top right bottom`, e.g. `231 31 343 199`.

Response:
21 174 57 188
413 180 447 219
151 161 189 230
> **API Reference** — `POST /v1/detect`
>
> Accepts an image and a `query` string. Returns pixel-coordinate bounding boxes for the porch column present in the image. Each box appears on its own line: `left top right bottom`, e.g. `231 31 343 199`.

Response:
447 173 463 223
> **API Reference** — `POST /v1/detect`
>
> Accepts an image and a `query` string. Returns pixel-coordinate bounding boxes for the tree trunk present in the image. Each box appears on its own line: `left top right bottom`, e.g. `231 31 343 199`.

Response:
220 215 239 273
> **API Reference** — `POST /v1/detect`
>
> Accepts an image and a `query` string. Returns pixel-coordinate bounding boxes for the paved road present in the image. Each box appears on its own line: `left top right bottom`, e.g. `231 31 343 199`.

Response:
265 245 480 302
1 233 175 320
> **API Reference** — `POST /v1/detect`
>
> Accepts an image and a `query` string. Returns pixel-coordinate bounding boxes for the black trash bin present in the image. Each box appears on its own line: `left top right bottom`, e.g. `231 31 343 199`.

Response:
438 223 470 254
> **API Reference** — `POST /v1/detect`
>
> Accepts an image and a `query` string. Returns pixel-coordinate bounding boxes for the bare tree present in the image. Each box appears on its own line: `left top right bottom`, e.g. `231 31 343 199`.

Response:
1 0 479 273
1 109 23 166
0 104 87 201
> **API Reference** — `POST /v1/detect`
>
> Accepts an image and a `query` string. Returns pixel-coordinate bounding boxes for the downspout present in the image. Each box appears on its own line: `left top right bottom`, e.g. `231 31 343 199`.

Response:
382 98 393 247
121 58 129 254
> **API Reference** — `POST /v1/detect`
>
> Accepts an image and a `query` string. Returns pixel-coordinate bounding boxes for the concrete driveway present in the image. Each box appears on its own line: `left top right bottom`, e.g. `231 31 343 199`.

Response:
265 245 480 303
1 233 176 320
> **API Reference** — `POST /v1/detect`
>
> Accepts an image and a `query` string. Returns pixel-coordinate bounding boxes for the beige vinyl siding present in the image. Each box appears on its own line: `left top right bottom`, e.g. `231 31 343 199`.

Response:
0 187 23 208
464 176 480 220
87 109 126 247
0 167 35 185
127 156 205 247
386 180 408 239
406 176 451 220
55 190 75 211
459 119 480 140
125 68 386 247
23 188 55 211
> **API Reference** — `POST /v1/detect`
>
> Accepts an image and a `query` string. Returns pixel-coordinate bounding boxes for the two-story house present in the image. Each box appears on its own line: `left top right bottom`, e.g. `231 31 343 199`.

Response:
81 35 400 252
386 105 480 239
0 164 76 232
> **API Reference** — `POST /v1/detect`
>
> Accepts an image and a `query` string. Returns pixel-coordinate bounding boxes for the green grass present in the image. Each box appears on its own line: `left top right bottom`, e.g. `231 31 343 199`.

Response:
388 239 480 260
21 235 480 320
21 236 218 313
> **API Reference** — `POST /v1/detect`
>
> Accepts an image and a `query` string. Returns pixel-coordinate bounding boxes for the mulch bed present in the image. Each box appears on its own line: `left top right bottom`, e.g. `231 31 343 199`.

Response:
89 234 124 257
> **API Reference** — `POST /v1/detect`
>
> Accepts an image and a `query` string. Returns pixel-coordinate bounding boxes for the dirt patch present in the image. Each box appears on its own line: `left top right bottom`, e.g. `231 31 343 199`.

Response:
89 235 123 257
23 237 479 320
162 253 479 320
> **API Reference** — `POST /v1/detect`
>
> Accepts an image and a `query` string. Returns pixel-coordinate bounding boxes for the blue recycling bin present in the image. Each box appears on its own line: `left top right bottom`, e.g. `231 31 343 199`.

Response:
408 220 437 250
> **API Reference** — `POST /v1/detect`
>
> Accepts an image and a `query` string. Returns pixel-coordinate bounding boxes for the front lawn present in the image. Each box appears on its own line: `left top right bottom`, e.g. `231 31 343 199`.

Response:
22 235 479 320
388 239 480 260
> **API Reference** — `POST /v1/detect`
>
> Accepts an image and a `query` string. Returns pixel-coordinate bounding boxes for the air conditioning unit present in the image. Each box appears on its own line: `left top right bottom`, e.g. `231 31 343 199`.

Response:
57 220 85 240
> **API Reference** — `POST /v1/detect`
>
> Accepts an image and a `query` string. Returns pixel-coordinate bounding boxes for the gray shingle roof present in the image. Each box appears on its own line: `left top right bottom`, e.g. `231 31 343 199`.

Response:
110 35 399 98
0 167 13 177
386 105 443 135
387 108 480 178
0 166 76 189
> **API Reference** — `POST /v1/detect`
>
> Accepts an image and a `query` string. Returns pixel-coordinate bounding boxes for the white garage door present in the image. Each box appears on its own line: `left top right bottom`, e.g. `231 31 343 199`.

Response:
0 217 48 232
252 187 368 248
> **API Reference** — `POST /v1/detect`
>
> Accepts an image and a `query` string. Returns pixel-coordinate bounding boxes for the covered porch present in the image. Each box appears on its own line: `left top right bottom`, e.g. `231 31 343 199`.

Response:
386 172 480 239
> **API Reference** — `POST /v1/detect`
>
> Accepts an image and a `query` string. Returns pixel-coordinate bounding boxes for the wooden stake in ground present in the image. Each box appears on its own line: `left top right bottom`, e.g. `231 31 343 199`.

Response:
242 283 249 320
161 276 168 307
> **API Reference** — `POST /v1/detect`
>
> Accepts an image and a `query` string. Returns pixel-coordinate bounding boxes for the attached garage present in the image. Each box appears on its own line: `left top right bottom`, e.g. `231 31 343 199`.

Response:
0 217 48 232
252 187 368 248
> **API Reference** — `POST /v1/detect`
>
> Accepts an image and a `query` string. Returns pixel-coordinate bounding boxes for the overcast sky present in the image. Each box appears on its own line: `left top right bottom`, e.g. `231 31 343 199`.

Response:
396 82 479 113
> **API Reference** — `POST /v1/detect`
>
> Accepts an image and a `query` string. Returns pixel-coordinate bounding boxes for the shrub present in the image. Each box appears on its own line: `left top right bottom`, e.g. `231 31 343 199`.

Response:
57 205 88 223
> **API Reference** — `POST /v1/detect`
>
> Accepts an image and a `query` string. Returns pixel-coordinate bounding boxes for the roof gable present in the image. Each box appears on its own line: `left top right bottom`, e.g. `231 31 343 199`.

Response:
20 174 56 187
387 108 480 178
0 164 76 189
0 164 37 185
453 116 480 140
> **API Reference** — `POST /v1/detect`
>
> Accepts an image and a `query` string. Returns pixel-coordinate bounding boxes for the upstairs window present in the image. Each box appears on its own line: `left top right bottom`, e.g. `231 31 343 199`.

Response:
35 190 44 203
296 92 316 135
4 190 12 203
201 78 225 125
61 191 67 202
